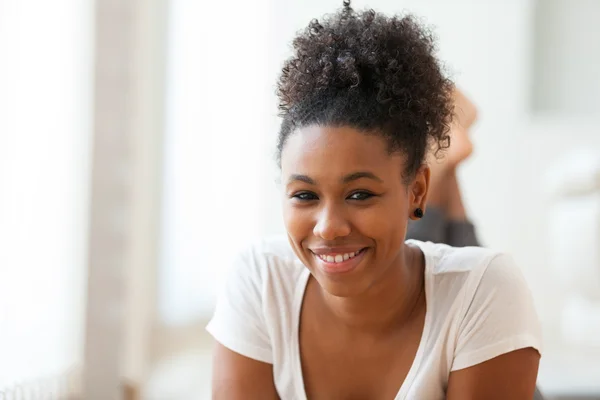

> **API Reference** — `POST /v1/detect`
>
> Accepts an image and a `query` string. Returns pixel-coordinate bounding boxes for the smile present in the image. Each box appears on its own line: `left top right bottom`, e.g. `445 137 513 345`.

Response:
311 248 368 274
315 249 365 263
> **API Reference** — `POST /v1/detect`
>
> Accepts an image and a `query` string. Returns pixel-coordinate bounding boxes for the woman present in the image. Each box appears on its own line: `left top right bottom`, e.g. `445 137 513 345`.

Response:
207 2 542 398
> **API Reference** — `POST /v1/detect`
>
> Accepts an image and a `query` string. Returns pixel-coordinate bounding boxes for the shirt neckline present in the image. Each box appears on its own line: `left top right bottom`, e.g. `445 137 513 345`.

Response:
290 240 434 400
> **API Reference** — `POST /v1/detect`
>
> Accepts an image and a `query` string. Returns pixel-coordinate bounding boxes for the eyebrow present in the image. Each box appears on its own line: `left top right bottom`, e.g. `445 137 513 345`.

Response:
287 174 316 185
287 171 383 185
342 171 383 184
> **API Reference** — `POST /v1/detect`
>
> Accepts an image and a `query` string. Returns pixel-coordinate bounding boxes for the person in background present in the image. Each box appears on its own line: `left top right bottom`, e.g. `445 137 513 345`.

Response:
407 88 546 400
207 2 543 398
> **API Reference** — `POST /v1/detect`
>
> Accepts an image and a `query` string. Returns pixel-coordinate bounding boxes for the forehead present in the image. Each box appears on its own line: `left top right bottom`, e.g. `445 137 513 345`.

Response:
281 125 404 179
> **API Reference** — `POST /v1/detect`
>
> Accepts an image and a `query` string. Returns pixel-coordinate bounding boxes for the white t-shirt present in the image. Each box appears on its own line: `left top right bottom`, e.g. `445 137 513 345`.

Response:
206 236 543 400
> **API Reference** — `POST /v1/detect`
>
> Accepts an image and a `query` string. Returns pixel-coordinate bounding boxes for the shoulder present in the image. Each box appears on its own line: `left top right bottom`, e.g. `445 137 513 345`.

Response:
411 240 539 335
207 235 306 364
410 240 512 292
409 241 542 371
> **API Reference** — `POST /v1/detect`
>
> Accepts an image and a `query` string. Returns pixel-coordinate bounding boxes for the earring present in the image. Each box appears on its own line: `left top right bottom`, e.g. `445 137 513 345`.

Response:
413 208 424 219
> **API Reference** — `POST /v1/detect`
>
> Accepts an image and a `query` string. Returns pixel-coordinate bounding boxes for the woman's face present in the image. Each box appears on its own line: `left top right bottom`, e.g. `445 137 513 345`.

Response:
281 125 428 297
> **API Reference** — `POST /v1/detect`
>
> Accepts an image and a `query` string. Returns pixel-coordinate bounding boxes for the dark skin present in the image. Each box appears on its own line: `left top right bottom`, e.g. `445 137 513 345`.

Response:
211 125 540 399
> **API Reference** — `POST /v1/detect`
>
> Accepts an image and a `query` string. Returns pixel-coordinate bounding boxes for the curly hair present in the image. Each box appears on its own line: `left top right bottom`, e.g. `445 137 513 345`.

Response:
276 0 454 180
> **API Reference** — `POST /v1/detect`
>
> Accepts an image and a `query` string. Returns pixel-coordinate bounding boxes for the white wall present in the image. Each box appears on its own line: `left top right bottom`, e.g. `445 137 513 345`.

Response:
532 0 600 115
0 0 92 388
159 0 273 324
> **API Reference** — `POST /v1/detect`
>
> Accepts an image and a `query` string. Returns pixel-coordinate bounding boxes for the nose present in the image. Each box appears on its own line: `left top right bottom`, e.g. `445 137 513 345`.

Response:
312 205 351 241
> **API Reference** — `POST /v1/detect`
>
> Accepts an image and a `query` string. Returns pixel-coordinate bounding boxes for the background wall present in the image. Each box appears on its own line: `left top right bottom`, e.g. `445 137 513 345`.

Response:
0 0 92 389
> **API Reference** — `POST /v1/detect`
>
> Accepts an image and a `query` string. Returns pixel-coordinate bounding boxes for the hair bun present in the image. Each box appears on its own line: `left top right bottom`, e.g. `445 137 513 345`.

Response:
275 5 454 177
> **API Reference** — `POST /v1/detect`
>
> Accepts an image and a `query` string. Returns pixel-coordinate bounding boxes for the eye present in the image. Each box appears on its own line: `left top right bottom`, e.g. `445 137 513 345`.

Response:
292 191 318 201
348 191 374 201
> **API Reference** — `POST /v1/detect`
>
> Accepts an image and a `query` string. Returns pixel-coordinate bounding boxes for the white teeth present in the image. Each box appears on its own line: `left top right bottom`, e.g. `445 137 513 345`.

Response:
317 250 362 263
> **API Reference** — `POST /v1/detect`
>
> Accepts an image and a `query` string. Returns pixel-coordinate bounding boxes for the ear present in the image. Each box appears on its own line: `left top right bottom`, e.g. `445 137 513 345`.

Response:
408 164 430 220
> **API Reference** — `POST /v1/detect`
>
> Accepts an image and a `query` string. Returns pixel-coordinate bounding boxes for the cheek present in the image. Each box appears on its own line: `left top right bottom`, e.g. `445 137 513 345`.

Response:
354 205 406 236
353 198 409 248
282 201 313 241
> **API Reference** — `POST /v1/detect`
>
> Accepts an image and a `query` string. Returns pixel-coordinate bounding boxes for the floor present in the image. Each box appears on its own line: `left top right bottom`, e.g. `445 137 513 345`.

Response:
144 347 212 400
143 325 213 400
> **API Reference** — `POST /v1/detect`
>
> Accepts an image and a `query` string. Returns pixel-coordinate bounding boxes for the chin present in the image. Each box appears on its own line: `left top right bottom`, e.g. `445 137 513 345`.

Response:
310 264 375 298
313 276 368 298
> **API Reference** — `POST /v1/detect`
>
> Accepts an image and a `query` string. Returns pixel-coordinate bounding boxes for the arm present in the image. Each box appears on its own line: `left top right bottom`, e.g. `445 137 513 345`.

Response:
206 246 279 399
212 343 279 400
448 253 542 398
447 348 540 400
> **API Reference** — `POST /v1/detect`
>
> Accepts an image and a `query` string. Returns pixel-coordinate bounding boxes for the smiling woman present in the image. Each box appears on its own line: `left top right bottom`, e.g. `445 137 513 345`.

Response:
281 125 421 299
206 1 542 399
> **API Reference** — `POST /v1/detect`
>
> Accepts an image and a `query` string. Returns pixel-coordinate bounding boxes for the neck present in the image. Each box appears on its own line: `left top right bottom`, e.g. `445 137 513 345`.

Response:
318 243 425 336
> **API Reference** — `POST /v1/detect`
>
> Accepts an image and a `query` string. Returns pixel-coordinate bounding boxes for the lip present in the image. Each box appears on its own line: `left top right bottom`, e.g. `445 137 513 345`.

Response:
311 247 368 275
310 246 367 255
